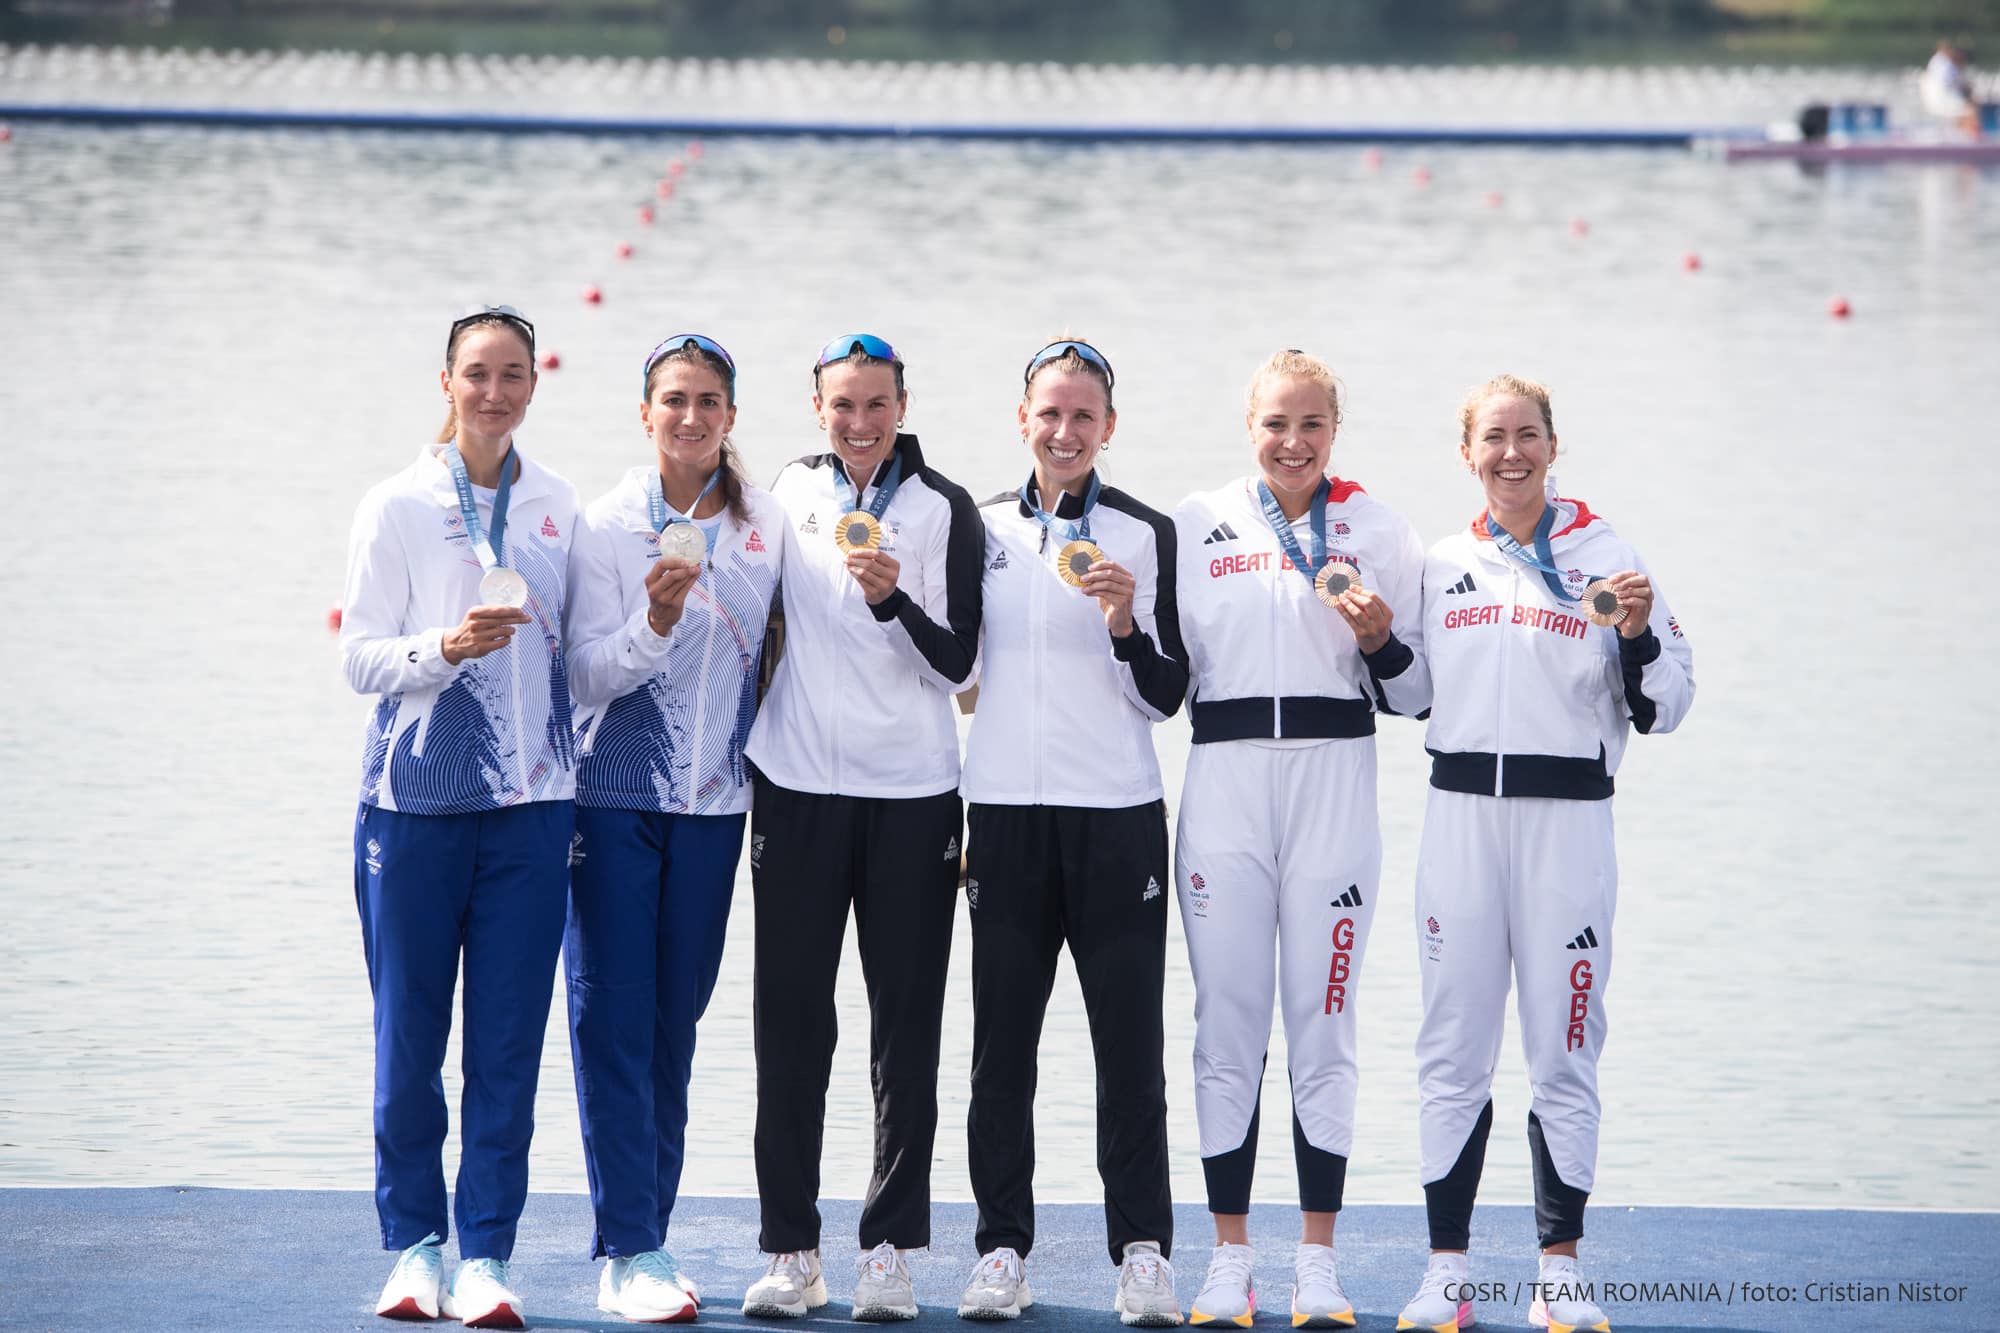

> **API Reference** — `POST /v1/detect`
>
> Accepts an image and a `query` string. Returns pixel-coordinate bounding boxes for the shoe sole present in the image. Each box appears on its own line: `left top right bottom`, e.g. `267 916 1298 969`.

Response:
1189 1310 1253 1328
376 1295 439 1320
1290 1310 1356 1328
958 1300 1027 1320
1528 1298 1606 1333
444 1301 523 1330
1119 1313 1185 1327
852 1304 919 1321
602 1297 699 1324
1395 1305 1475 1332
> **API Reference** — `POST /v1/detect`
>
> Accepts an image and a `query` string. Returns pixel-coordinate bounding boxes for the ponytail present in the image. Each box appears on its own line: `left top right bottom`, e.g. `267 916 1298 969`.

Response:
718 435 751 526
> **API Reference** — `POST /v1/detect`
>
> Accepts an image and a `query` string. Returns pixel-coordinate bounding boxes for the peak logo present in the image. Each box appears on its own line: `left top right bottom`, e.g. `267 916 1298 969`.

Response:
745 529 766 553
540 515 562 540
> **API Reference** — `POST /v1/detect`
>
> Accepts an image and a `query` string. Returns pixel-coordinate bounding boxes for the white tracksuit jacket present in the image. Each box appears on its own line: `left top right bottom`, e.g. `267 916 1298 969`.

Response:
340 442 581 815
567 467 786 816
744 435 984 799
1170 475 1430 1192
1413 497 1695 1196
960 477 1187 808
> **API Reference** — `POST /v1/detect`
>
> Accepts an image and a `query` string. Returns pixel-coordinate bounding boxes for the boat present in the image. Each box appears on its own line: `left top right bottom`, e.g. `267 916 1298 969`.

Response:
1719 98 2000 164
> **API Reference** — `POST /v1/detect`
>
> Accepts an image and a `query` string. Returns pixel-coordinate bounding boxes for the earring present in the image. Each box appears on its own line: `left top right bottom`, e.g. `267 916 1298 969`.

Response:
896 419 906 429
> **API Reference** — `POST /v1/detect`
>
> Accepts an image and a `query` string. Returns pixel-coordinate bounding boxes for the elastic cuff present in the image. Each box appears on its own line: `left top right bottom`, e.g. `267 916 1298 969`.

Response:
1617 624 1662 665
869 588 910 621
1361 632 1414 680
1109 626 1150 661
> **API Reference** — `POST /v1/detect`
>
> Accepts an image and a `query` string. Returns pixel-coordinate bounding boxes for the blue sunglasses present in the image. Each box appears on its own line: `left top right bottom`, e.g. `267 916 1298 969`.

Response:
1024 339 1115 390
451 304 535 355
643 333 736 393
815 333 901 368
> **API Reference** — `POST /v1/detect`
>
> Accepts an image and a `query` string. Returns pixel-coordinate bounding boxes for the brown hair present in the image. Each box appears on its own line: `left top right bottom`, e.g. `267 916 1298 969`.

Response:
645 342 751 526
1024 336 1114 411
813 344 906 399
1458 373 1554 447
437 314 535 445
1246 348 1343 426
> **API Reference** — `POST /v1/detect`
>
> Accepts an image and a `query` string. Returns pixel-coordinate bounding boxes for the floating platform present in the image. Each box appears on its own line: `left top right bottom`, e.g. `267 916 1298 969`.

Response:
2 1188 1992 1331
0 103 1728 146
1722 137 2000 164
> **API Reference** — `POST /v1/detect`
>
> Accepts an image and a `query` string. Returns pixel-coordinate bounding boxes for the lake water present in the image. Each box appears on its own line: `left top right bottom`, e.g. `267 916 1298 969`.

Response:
2 51 1997 1222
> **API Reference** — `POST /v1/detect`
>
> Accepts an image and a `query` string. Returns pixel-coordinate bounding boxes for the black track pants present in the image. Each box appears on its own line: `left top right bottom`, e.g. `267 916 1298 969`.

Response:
749 774 963 1253
965 800 1174 1266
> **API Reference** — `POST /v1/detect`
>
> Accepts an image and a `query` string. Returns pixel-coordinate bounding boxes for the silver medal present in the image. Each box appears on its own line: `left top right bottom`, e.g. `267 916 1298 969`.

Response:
658 521 708 563
479 566 529 609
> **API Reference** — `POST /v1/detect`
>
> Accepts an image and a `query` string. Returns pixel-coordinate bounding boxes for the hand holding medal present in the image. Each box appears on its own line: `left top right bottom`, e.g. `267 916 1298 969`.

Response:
645 554 703 636
1328 582 1394 653
1593 570 1652 637
442 603 532 665
845 546 902 606
1074 550 1138 636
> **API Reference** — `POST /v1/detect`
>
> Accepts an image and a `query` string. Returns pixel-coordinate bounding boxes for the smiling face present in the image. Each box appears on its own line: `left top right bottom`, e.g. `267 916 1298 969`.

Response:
1249 374 1336 510
1462 391 1557 521
441 325 536 451
643 359 735 478
1019 367 1115 497
814 361 906 487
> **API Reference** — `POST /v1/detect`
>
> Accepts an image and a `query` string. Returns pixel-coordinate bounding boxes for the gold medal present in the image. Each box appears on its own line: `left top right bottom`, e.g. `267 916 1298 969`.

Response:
834 510 882 553
1057 540 1104 588
1582 578 1627 627
1314 561 1362 606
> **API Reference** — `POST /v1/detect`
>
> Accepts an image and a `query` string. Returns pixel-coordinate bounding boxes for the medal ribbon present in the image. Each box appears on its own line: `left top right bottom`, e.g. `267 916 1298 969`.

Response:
648 467 722 534
1019 470 1101 549
444 443 516 572
1485 507 1601 603
832 450 905 521
1256 477 1331 585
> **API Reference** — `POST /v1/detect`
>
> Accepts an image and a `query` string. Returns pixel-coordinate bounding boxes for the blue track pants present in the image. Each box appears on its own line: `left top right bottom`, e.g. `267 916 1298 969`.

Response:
564 806 746 1258
353 799 574 1258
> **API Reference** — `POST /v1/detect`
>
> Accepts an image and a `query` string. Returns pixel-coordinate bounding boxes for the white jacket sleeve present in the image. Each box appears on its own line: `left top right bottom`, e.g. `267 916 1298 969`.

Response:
339 491 456 697
1107 517 1189 722
1618 556 1695 735
1366 516 1434 719
565 510 673 711
870 487 984 690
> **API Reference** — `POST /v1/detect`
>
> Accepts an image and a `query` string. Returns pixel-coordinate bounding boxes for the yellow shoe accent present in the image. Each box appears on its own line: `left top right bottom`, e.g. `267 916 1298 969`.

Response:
1189 1308 1253 1329
1290 1307 1355 1328
1393 1319 1459 1333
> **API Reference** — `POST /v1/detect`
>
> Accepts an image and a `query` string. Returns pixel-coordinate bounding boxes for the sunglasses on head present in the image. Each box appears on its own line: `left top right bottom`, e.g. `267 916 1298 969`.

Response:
449 304 535 355
1024 339 1115 390
642 333 737 393
815 333 901 369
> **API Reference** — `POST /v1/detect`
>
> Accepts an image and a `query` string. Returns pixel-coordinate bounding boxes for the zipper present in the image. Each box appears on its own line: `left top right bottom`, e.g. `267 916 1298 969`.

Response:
689 548 718 812
1495 559 1516 796
1031 530 1046 803
1270 519 1286 738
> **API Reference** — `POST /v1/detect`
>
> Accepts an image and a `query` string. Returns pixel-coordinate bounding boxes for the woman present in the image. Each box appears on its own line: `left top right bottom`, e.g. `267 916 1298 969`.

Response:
955 339 1188 1327
1171 349 1430 1330
340 305 579 1329
1396 374 1694 1333
564 333 785 1323
739 334 984 1321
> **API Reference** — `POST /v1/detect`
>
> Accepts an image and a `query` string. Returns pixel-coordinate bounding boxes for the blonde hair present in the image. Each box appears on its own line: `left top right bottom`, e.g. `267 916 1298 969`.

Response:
1246 349 1343 426
1458 374 1554 446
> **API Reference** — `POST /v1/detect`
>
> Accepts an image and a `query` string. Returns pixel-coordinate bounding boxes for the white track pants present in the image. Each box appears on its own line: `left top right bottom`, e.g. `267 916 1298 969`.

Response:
1175 739 1381 1177
1413 788 1616 1194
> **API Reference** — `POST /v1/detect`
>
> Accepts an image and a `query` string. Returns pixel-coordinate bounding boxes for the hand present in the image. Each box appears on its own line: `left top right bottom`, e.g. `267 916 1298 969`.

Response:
1080 558 1137 637
1333 587 1394 653
442 604 532 664
645 556 703 636
846 547 902 605
1606 569 1654 638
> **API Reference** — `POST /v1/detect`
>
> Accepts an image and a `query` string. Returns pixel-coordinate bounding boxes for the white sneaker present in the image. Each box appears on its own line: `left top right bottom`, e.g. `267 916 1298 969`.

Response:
1188 1243 1254 1327
375 1232 444 1320
1289 1244 1353 1328
958 1247 1033 1320
440 1257 524 1330
1528 1256 1610 1333
742 1250 828 1319
853 1241 919 1321
1115 1241 1183 1327
600 1248 697 1323
1396 1252 1475 1332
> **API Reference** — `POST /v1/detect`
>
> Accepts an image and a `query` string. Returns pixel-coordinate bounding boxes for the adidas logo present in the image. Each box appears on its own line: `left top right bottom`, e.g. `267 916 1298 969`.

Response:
944 835 960 861
540 515 561 539
1445 572 1478 595
746 529 766 553
1332 884 1364 909
1565 926 1601 950
801 512 819 535
989 550 1010 570
1202 522 1241 545
750 833 765 868
1143 875 1162 901
567 832 586 867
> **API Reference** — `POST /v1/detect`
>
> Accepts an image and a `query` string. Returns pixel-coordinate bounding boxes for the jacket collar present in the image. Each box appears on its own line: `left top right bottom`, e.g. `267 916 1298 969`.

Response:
1018 470 1096 520
418 440 556 510
1468 496 1599 543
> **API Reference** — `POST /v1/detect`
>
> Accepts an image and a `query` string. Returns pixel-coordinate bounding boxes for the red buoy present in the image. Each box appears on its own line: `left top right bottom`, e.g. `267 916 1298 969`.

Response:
583 285 603 305
0 125 11 143
656 179 675 199
1682 252 1702 271
638 204 656 225
615 241 634 259
1484 191 1504 209
1412 166 1432 186
667 159 685 177
1829 296 1852 319
687 140 705 159
539 351 562 370
1361 147 1383 169
326 604 343 631
1570 218 1591 237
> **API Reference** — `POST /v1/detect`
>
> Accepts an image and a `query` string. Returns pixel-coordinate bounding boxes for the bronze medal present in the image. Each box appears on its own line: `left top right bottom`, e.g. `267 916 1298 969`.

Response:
1314 560 1362 606
1582 578 1627 627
